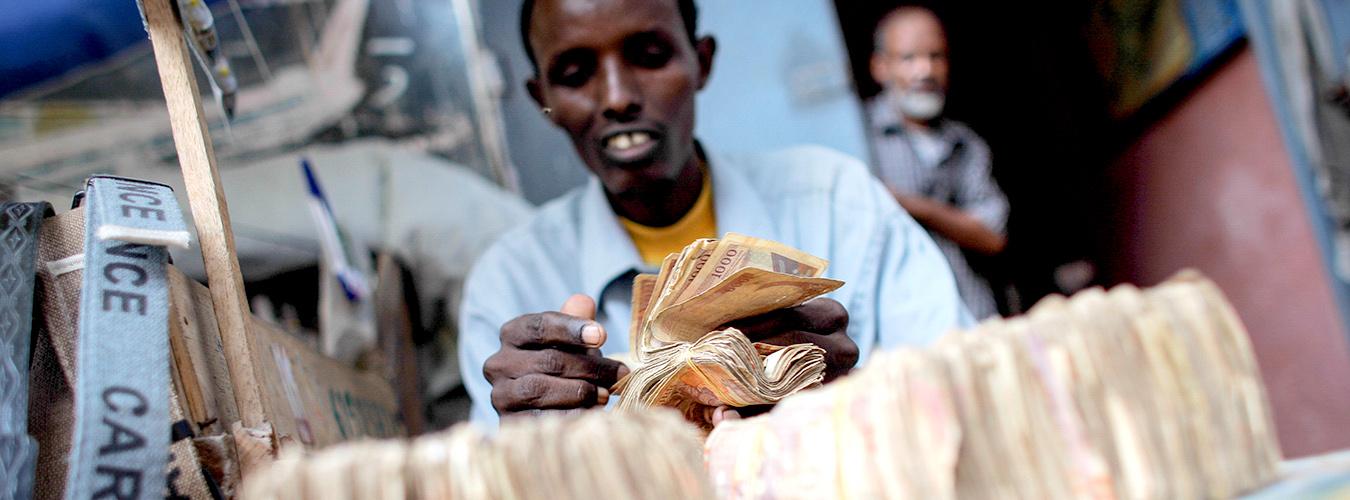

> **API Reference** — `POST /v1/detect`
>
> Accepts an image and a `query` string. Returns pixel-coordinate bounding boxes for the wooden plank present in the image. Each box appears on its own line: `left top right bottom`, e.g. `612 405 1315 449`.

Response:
375 254 425 435
167 266 403 447
250 315 403 446
141 0 266 427
168 267 241 432
168 329 209 429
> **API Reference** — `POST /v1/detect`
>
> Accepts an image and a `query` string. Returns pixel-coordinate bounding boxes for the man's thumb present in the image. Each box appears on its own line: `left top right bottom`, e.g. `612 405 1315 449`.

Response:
560 293 596 320
560 294 605 347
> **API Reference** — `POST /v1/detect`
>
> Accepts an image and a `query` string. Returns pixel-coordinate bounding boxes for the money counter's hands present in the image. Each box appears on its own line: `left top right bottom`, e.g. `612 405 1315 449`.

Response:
485 294 630 416
705 298 859 426
724 298 858 383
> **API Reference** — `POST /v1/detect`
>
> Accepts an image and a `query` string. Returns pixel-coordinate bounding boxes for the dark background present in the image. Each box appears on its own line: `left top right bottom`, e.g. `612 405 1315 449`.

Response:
831 0 1241 311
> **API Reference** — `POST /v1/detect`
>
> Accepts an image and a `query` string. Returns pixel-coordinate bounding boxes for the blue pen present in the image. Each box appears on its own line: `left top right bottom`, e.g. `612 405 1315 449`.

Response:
301 157 368 303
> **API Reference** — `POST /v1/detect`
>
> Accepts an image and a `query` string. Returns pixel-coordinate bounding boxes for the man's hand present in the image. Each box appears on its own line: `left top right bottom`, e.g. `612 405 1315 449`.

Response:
894 192 941 222
723 298 859 382
484 294 629 416
894 192 1006 255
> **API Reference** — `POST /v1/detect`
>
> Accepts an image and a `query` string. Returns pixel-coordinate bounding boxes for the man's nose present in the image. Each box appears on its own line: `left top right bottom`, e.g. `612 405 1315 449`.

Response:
598 58 642 121
909 55 934 77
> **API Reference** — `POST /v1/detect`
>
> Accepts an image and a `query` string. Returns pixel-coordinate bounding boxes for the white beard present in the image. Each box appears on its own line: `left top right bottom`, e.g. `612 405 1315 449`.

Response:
890 89 945 121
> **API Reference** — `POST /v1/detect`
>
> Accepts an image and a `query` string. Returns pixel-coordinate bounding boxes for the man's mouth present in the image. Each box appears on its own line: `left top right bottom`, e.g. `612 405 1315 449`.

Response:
896 77 941 94
600 129 661 165
607 131 652 150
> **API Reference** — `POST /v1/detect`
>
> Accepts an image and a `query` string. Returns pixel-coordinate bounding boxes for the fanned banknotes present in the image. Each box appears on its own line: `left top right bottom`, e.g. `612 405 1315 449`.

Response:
703 271 1283 499
613 234 842 429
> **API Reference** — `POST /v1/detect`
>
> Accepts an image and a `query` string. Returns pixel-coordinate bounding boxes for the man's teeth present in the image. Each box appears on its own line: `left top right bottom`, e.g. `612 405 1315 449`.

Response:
607 132 651 150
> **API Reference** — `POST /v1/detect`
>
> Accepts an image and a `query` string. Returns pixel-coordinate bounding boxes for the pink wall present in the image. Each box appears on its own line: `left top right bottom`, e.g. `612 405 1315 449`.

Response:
1106 47 1350 458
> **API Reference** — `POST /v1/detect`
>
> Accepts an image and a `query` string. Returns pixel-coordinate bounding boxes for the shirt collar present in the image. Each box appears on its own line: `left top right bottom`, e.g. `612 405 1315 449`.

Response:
575 144 779 303
578 175 644 303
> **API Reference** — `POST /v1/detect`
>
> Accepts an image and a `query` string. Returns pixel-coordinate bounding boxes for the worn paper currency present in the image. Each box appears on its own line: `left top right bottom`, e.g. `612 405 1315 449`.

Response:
615 234 840 429
242 409 713 500
703 272 1282 500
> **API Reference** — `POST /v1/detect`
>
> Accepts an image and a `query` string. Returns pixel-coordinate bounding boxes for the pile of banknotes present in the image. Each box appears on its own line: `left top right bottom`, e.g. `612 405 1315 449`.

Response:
703 272 1282 499
242 409 713 499
613 234 843 429
243 269 1282 500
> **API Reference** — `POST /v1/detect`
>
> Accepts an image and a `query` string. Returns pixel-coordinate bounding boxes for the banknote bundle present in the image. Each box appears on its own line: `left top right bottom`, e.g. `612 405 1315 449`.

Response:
704 271 1283 499
705 348 962 499
241 408 714 500
612 233 844 429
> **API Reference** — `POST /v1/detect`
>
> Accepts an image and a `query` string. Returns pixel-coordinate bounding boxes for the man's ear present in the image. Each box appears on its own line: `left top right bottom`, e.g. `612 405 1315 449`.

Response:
526 77 549 120
694 36 717 90
869 54 887 89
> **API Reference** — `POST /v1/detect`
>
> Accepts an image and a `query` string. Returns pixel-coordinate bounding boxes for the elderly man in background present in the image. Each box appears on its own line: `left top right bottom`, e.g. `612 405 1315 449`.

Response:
868 6 1009 319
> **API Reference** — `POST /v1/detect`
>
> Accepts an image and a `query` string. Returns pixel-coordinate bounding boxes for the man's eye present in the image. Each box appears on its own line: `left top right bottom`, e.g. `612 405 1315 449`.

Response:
629 42 672 68
552 63 592 88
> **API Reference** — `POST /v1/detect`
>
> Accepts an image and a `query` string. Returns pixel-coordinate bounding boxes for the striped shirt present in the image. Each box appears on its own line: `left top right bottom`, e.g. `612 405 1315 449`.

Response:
866 94 1009 319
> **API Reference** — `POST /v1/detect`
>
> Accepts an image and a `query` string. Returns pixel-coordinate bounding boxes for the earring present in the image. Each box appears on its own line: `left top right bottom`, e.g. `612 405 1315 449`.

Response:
542 107 553 116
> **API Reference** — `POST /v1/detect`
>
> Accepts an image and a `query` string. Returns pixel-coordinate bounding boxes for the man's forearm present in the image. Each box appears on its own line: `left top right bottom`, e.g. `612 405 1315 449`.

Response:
894 193 1006 255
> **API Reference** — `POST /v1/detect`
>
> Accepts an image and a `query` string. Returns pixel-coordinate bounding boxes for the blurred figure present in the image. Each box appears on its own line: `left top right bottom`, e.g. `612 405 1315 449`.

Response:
868 6 1009 319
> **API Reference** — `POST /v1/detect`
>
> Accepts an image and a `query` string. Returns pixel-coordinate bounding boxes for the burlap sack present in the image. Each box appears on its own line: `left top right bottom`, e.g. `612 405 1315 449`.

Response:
29 208 224 499
29 207 83 500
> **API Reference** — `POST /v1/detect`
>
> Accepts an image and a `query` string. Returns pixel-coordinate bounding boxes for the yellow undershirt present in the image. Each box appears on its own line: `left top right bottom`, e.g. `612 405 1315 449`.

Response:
620 171 717 266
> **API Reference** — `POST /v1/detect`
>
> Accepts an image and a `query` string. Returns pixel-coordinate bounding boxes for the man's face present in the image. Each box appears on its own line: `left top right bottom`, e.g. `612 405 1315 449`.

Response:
871 13 949 98
527 0 713 199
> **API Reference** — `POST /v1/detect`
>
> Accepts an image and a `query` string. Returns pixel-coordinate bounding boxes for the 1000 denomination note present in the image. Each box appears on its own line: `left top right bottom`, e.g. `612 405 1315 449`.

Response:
675 233 829 303
652 267 842 343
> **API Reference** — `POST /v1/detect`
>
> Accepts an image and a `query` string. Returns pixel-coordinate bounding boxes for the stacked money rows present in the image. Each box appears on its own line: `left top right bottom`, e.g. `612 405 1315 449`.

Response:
242 409 714 499
704 272 1282 499
614 233 843 429
705 348 961 499
243 271 1281 500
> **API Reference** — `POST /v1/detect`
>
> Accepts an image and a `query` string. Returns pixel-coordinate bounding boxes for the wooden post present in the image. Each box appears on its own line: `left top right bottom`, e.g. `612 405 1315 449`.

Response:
142 0 267 428
375 254 426 435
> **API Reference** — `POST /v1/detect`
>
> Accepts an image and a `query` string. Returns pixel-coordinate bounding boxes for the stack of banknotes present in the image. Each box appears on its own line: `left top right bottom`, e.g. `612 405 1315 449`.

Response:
244 267 1282 500
704 272 1282 499
242 409 713 499
613 233 843 429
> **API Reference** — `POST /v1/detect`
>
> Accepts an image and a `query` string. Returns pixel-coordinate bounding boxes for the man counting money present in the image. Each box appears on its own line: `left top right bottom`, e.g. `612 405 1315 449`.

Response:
459 0 973 426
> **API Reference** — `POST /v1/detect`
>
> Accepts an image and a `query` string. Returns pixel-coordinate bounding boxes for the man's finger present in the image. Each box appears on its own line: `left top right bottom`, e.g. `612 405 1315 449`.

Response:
500 312 605 349
725 298 847 341
722 308 790 341
488 349 626 385
492 374 600 413
750 330 825 348
712 406 741 426
795 298 848 333
560 294 607 346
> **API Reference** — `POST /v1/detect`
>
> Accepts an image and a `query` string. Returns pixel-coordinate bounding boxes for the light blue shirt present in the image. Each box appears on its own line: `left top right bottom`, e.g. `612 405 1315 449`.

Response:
458 144 973 427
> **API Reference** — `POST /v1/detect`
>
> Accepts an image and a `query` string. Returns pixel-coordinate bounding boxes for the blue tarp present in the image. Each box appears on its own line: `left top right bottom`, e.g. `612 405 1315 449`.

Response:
0 0 214 98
